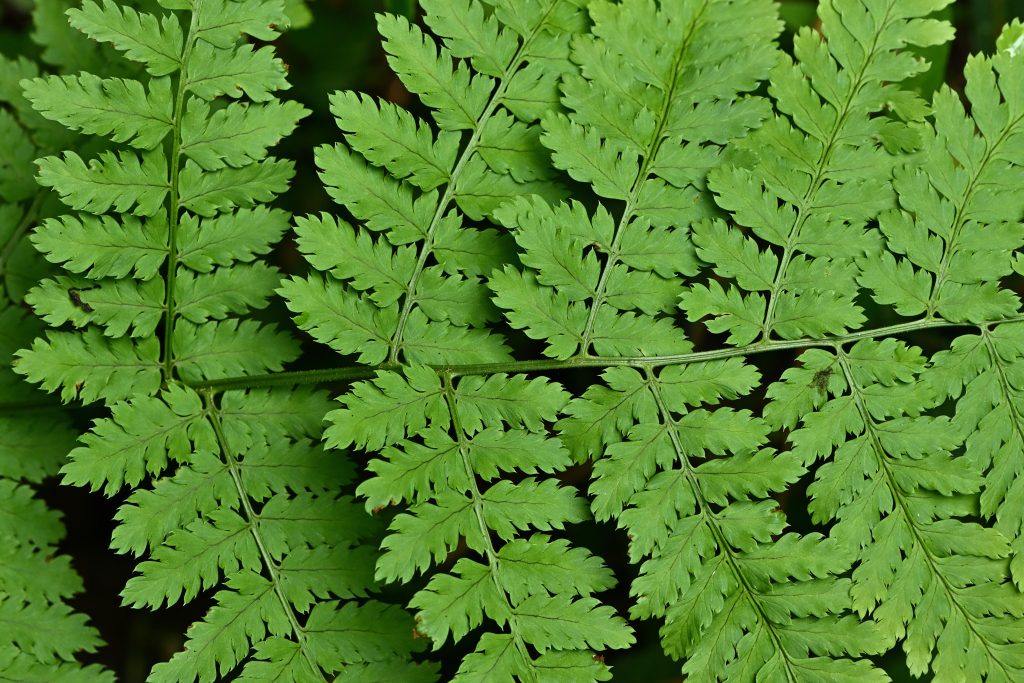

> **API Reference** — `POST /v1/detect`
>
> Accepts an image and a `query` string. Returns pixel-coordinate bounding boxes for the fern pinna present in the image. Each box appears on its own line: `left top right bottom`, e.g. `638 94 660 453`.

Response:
10 0 1024 680
12 0 429 680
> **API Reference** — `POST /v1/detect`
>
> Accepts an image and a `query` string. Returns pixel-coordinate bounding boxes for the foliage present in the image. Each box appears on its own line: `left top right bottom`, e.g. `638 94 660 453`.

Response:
0 3 115 680
5 0 1024 681
5 0 429 680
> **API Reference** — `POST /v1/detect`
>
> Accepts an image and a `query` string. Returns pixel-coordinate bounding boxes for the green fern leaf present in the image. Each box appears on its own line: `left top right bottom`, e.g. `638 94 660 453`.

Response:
331 366 632 680
282 0 584 368
16 330 162 403
11 0 1024 678
492 0 778 359
67 0 183 76
181 98 309 171
185 43 289 103
36 148 169 216
177 158 294 217
23 74 174 149
177 207 289 272
767 339 1024 680
32 213 167 279
1 24 115 679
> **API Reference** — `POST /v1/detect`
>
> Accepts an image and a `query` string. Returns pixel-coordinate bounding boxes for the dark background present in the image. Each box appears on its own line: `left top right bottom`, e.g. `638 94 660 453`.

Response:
1 0 1021 680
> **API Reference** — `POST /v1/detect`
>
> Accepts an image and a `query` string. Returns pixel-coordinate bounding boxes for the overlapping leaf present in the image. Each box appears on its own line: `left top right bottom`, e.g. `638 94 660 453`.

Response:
0 44 112 683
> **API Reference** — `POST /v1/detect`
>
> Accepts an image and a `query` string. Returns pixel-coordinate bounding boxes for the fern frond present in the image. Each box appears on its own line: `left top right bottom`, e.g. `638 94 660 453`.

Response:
766 339 1024 680
682 0 955 344
860 37 1024 324
135 392 429 683
11 0 1024 677
561 360 888 679
828 31 1024 679
281 0 587 367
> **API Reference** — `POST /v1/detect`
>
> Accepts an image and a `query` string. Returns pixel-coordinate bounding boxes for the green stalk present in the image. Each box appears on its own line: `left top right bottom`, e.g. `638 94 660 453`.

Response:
190 314 1024 393
441 373 537 679
160 1 202 381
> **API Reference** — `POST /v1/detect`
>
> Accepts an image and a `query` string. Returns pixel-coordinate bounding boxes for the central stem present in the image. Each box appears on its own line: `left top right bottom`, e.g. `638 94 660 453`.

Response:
189 314 1024 393
441 373 535 676
161 1 202 381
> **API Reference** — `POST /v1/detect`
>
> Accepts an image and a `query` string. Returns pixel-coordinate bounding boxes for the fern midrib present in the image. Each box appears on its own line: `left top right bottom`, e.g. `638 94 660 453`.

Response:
576 0 708 355
926 111 1024 315
646 371 802 682
387 0 560 363
203 391 325 680
834 351 1014 676
160 2 202 381
759 2 895 340
193 313 1024 392
441 372 537 677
